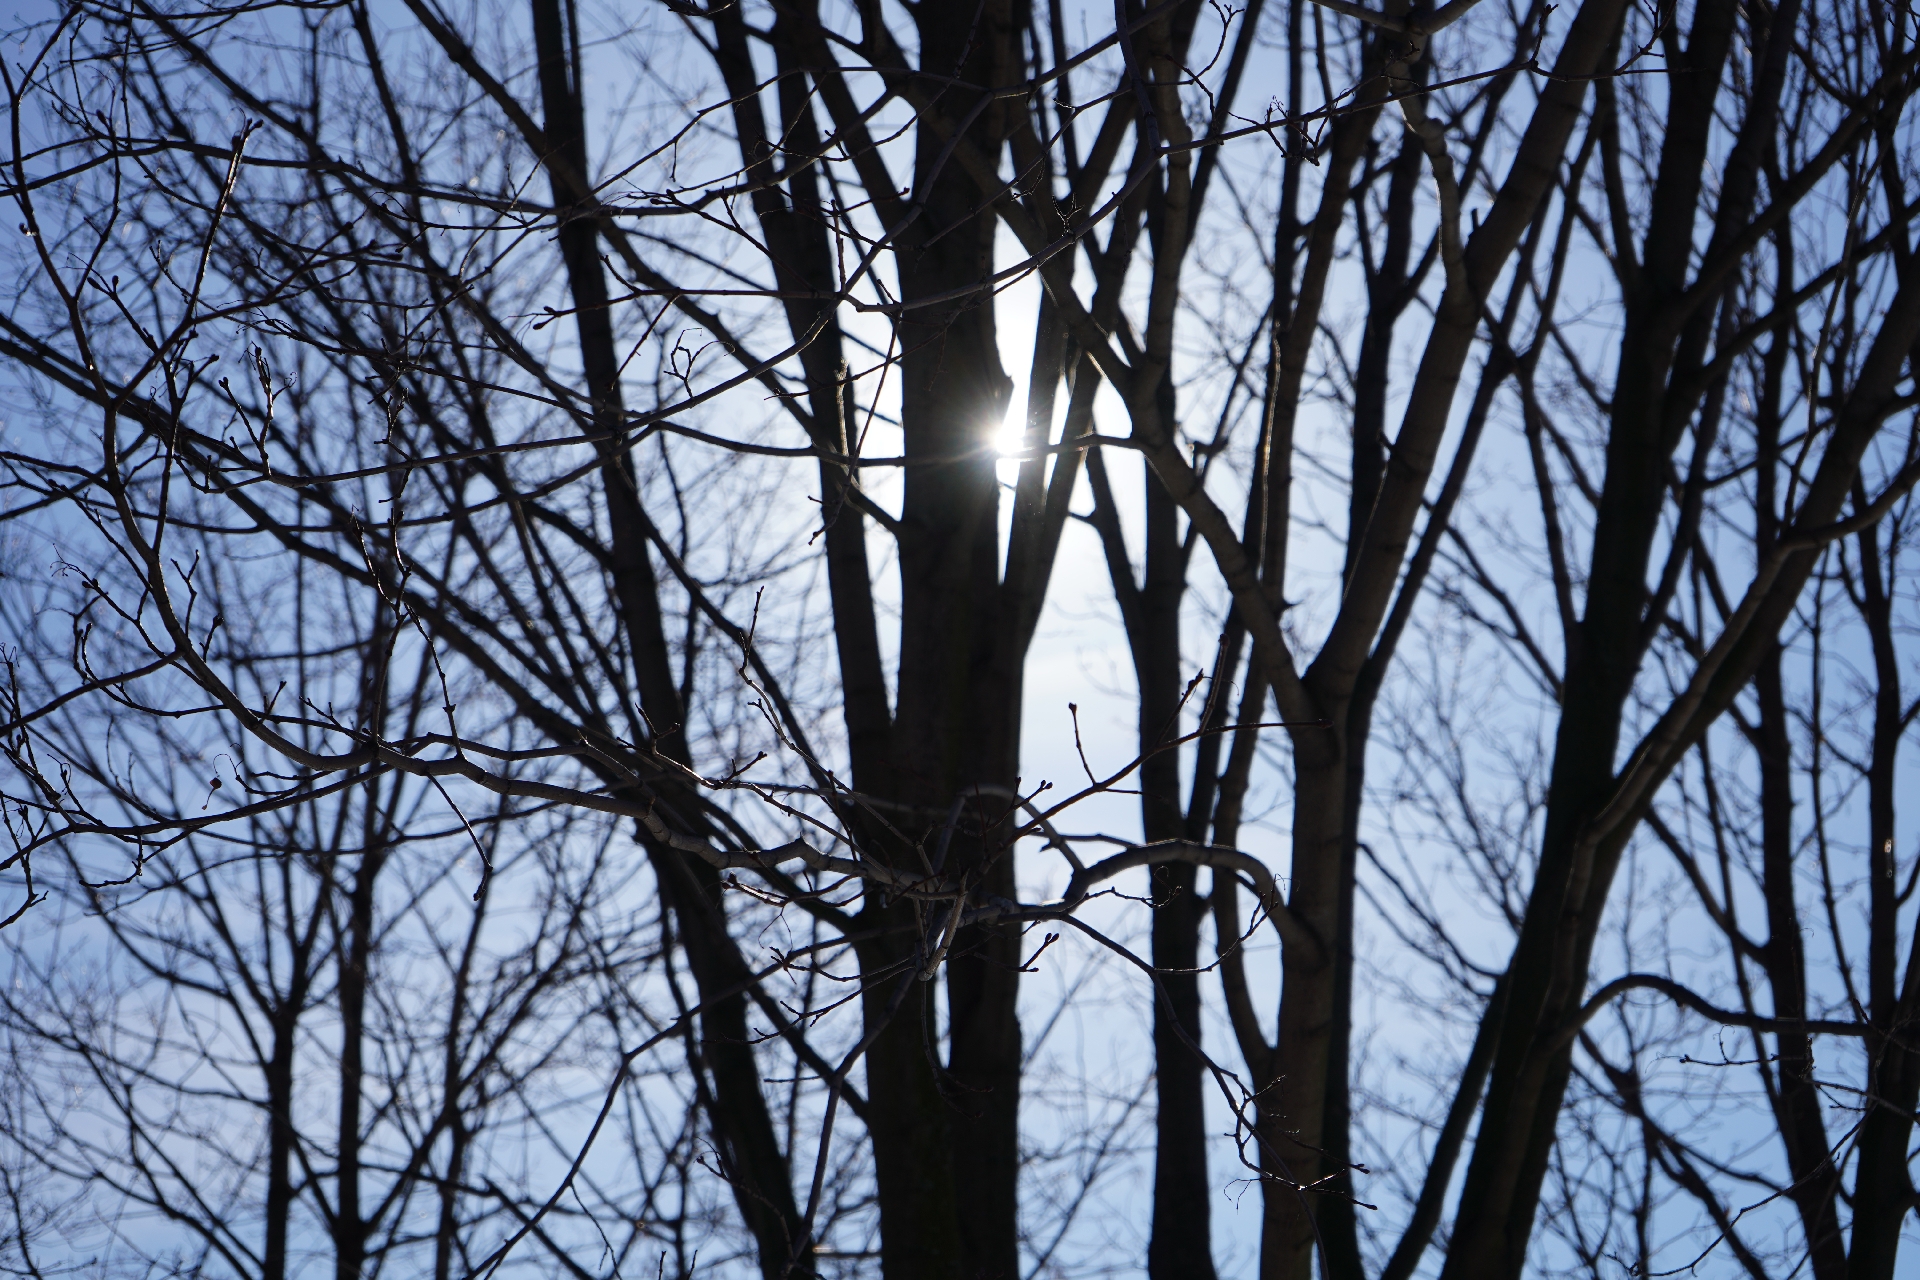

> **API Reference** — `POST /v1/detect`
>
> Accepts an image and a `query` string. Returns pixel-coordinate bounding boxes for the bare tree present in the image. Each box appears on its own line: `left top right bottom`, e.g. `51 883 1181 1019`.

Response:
1328 3 1920 1275
3 0 1918 1278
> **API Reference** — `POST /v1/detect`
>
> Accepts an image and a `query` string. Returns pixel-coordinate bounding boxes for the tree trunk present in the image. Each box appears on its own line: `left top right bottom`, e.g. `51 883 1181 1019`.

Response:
1260 732 1343 1280
883 4 1023 1275
334 845 378 1280
528 3 808 1272
1845 494 1917 1279
1142 373 1216 1280
1755 643 1846 1278
264 1004 297 1280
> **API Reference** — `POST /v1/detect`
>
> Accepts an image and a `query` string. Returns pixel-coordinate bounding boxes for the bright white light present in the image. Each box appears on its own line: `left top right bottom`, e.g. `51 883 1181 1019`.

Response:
994 411 1026 485
993 410 1026 458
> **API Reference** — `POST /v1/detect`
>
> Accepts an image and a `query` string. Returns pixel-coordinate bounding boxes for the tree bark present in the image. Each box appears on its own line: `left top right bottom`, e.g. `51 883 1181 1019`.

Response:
886 5 1024 1275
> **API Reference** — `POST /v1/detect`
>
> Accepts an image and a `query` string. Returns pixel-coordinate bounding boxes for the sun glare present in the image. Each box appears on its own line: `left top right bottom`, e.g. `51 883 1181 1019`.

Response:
993 410 1026 459
993 411 1027 485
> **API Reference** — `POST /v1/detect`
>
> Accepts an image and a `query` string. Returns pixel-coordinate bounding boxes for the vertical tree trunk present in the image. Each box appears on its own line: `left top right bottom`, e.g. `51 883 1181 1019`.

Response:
884 4 1023 1275
264 1006 297 1280
1844 496 1917 1280
1749 260 1846 1278
1301 116 1430 1280
1260 731 1344 1280
1142 368 1216 1280
1754 643 1847 1278
712 5 894 793
526 5 808 1273
1230 29 1382 1275
334 845 378 1280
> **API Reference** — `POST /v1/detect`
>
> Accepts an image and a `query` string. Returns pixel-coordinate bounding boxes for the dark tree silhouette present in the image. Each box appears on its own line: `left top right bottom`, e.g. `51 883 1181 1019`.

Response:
3 0 1919 1277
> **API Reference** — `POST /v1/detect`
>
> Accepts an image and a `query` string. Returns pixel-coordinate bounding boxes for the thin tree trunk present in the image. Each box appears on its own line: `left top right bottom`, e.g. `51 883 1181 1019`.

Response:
1844 493 1917 1280
1749 241 1846 1277
1754 643 1847 1278
264 1005 298 1280
527 5 807 1273
1142 372 1216 1280
334 844 378 1280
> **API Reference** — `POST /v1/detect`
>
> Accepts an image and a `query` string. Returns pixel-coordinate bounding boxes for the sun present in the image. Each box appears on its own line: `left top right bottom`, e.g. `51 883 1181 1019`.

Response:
993 409 1026 458
993 411 1028 484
